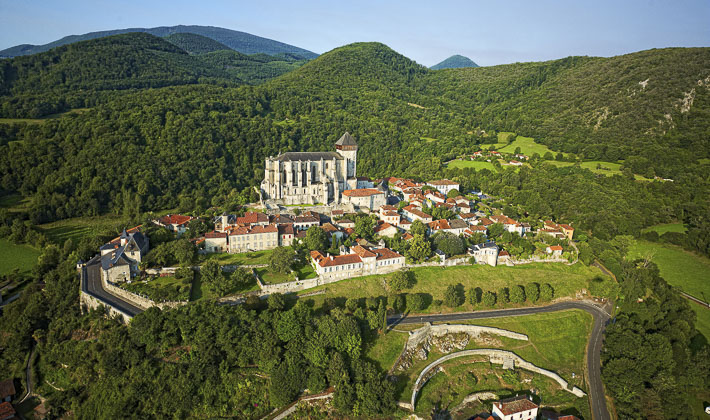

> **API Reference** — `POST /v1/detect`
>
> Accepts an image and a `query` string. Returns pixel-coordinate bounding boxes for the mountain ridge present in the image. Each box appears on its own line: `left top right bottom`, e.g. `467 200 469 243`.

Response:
0 24 318 59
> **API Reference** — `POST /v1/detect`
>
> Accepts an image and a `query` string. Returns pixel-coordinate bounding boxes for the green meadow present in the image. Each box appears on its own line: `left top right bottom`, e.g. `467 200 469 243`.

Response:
0 238 40 274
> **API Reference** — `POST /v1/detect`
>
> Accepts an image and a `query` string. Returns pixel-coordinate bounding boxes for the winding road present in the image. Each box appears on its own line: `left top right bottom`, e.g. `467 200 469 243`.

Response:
387 301 612 420
82 256 143 317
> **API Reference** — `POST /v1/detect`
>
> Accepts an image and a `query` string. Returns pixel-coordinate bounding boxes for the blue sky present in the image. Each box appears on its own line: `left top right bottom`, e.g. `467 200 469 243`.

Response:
1 0 708 66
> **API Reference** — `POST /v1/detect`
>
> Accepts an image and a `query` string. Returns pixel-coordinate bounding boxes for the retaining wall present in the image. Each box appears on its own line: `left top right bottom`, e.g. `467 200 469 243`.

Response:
104 277 187 311
80 291 133 323
405 324 528 352
411 349 586 409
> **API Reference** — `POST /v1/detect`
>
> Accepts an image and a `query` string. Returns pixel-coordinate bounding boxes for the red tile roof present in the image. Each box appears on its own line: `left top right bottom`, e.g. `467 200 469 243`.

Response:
342 188 384 197
428 219 451 230
459 212 476 219
321 223 339 233
0 379 15 399
383 211 399 217
236 212 269 225
204 231 227 239
279 224 295 235
469 225 488 231
372 248 403 260
374 222 396 233
549 245 563 251
493 396 538 415
228 224 278 236
158 214 193 226
318 253 363 267
402 232 414 240
380 205 398 211
403 205 432 220
352 245 377 258
490 214 519 226
0 402 15 419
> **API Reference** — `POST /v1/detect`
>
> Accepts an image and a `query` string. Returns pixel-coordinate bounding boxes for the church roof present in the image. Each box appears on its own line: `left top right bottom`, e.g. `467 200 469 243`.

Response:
335 132 357 146
276 151 343 161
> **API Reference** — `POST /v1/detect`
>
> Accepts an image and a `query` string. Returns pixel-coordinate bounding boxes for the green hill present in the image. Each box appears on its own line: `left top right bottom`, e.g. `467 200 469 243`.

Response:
430 54 479 69
163 33 231 54
0 41 708 245
0 24 318 58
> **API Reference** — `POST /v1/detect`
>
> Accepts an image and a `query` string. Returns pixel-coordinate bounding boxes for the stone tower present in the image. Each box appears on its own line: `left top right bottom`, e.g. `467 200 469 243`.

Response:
335 132 358 179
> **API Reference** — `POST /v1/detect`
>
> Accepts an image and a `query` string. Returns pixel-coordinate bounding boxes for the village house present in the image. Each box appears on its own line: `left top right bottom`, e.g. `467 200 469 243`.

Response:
490 214 525 235
398 218 412 230
356 176 375 189
425 190 447 204
464 225 489 237
546 245 563 257
270 214 295 225
336 218 355 229
402 204 433 223
427 179 460 195
541 221 575 240
227 225 279 253
458 212 478 224
310 245 404 280
509 160 523 166
374 221 399 238
278 224 296 247
0 379 15 403
379 207 401 226
155 214 193 236
294 215 320 231
341 188 386 211
100 227 150 283
492 395 539 420
203 231 228 253
469 242 499 266
237 211 270 226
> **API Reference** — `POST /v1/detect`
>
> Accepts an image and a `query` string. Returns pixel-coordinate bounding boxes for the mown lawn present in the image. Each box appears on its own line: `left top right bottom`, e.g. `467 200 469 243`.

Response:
640 223 687 235
364 331 408 372
691 305 710 342
545 160 651 180
627 240 710 302
201 249 273 266
122 275 192 302
37 214 130 244
447 160 497 171
299 262 604 313
499 135 563 157
0 238 41 274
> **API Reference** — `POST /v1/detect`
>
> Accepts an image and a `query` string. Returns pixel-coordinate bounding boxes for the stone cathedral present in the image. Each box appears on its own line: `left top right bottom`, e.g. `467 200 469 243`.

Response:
261 132 359 205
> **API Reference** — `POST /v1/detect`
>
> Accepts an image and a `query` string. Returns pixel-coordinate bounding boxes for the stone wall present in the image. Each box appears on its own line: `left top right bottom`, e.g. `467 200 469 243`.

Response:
80 291 133 323
405 324 528 352
411 349 586 409
104 276 187 311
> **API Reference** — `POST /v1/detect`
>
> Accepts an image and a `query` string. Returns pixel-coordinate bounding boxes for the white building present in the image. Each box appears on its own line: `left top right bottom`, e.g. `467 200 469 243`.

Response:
469 242 499 267
100 227 149 283
227 225 279 253
204 231 228 253
310 245 404 280
492 395 538 420
427 179 460 195
341 188 386 211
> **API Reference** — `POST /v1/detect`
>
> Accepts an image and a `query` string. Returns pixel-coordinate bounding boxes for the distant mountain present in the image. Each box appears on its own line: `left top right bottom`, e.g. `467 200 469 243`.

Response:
0 25 318 59
430 55 479 70
163 33 231 55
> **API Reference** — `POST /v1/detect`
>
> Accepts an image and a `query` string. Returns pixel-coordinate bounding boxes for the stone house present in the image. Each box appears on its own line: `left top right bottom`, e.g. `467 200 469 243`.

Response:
310 245 404 280
100 227 149 283
374 221 398 238
469 242 499 267
427 179 460 195
402 204 433 223
294 215 320 231
228 225 278 253
278 224 296 247
492 395 538 420
155 214 193 236
341 188 386 211
204 231 228 253
546 245 563 257
237 212 270 226
0 379 15 402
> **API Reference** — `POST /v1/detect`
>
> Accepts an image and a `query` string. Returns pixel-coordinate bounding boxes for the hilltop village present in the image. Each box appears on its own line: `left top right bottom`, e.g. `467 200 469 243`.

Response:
96 132 576 291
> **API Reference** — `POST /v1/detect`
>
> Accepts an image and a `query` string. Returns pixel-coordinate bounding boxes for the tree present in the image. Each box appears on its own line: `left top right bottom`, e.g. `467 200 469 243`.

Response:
446 189 460 198
406 234 431 262
467 287 482 305
510 285 525 303
406 293 426 312
498 287 510 304
268 292 286 311
525 283 540 303
540 283 554 301
443 284 464 307
483 291 496 307
304 225 328 252
269 246 293 274
172 239 196 266
433 231 464 257
488 223 505 238
354 216 375 240
410 219 428 236
387 270 414 292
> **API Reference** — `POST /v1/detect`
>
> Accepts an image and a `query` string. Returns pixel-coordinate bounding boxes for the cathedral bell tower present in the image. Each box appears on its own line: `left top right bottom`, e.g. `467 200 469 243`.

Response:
334 132 358 179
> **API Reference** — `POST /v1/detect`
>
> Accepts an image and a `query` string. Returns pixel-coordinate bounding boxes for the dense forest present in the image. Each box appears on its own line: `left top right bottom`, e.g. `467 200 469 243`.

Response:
430 54 479 70
163 32 232 54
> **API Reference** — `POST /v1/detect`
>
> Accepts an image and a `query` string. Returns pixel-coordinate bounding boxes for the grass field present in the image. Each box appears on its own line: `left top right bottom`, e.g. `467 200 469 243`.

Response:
627 240 710 301
0 238 41 274
365 331 408 371
393 309 592 417
202 249 273 266
640 223 687 235
545 160 651 180
447 160 497 171
0 193 31 213
37 214 130 244
299 262 605 313
0 108 91 125
122 275 192 302
498 135 562 157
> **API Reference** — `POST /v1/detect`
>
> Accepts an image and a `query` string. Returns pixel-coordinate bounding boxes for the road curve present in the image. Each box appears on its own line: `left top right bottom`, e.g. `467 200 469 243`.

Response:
387 301 611 420
82 256 143 317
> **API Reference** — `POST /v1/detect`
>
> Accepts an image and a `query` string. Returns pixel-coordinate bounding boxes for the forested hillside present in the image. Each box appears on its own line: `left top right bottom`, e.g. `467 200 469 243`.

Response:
0 24 318 58
163 33 231 54
0 40 708 250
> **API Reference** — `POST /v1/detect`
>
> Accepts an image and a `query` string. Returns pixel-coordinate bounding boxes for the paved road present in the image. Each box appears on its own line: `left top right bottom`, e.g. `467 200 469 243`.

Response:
20 345 35 403
82 256 143 317
387 301 612 420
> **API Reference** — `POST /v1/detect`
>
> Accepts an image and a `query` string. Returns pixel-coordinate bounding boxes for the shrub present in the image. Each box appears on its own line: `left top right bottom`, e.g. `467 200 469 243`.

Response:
443 284 464 307
540 283 554 301
525 283 540 303
482 291 496 307
510 285 526 303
